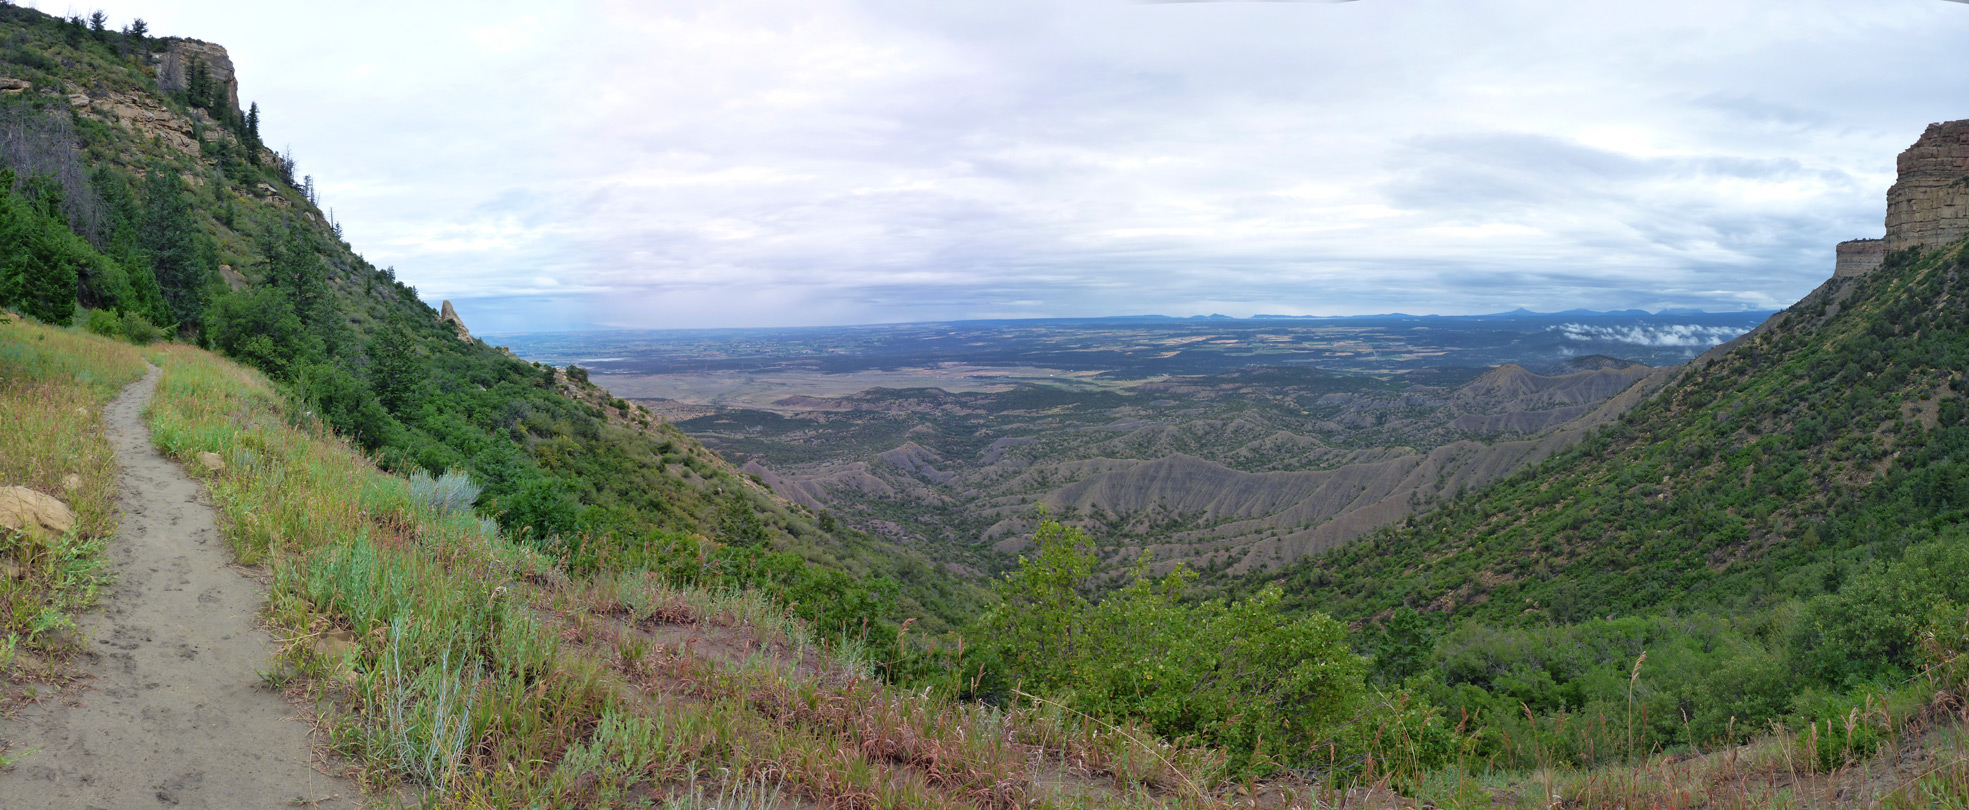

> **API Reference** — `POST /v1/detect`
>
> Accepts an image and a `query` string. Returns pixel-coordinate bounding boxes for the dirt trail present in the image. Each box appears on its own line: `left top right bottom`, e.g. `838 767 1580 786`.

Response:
1 365 360 808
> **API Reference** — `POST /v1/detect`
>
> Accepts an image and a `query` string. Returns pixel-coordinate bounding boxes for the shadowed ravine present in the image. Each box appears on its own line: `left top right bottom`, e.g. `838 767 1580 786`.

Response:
0 365 357 808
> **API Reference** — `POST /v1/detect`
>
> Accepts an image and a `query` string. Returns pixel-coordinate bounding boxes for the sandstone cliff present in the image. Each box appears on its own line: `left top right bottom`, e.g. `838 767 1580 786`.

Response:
1834 238 1885 278
1839 119 1969 275
155 39 240 112
1884 120 1969 253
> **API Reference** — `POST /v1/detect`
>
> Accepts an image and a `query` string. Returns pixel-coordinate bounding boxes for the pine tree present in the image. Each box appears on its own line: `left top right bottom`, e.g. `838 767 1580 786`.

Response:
368 313 424 414
4 230 79 326
87 10 107 42
125 18 147 49
139 171 216 328
0 179 79 326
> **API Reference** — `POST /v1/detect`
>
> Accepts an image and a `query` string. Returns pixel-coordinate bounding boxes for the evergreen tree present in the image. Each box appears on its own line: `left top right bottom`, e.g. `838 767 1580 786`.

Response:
243 102 262 159
368 312 425 414
139 170 216 329
3 231 79 325
260 221 328 325
0 176 80 325
86 10 106 41
124 18 146 48
126 256 171 327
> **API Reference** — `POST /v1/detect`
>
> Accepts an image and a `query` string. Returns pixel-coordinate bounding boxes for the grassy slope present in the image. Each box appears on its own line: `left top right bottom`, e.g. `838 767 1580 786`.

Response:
0 315 143 703
139 336 1320 808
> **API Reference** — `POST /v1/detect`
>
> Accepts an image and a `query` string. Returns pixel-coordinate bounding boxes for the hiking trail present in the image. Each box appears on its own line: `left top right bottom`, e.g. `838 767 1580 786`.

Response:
1 364 360 808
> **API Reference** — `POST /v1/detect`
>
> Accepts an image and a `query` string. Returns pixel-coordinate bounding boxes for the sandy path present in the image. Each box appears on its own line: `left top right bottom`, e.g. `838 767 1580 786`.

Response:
1 365 360 808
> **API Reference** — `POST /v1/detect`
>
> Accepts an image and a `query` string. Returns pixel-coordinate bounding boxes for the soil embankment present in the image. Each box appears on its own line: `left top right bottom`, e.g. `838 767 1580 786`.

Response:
1 365 357 808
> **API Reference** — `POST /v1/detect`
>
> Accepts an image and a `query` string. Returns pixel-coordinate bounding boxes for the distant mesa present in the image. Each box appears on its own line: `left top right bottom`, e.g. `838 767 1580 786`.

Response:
1836 118 1969 277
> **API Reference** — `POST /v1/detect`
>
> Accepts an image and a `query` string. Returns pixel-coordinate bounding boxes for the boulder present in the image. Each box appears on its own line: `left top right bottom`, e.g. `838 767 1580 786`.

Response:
0 77 29 94
0 486 74 536
313 628 359 662
197 451 225 472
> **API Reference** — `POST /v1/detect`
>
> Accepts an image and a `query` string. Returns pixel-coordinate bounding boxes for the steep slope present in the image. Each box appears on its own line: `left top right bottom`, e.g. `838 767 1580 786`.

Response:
1264 120 1969 629
0 7 978 630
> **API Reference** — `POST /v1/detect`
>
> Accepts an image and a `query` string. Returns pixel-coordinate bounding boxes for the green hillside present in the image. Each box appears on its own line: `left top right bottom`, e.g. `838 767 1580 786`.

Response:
1243 235 1969 766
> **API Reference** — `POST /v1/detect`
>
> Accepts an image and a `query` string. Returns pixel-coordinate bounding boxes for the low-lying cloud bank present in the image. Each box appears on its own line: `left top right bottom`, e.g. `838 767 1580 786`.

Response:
1553 323 1752 348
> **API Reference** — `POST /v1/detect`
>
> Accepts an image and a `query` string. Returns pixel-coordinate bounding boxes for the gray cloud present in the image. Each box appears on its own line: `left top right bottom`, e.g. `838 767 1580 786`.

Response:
108 0 1969 332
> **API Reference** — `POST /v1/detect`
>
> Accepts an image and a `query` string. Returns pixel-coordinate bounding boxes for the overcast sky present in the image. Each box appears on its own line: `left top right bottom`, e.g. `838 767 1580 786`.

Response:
69 0 1969 332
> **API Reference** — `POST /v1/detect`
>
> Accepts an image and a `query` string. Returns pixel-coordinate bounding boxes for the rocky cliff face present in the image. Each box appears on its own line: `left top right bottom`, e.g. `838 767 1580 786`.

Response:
1835 238 1885 278
155 39 240 112
1885 120 1969 253
1830 119 1969 277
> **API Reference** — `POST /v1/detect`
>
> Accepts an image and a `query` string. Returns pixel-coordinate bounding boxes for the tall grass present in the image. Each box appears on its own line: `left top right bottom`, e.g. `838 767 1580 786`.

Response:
0 316 145 686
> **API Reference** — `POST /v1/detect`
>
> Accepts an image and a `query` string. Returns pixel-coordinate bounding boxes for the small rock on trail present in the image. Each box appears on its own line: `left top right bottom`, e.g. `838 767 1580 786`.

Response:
0 364 361 808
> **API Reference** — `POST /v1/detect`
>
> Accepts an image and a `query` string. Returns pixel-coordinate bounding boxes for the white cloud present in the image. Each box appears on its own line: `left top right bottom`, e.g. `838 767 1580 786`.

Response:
1554 323 1753 348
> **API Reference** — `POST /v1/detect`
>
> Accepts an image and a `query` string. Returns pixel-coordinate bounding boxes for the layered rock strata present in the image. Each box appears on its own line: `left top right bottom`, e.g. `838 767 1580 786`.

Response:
1835 238 1885 278
1832 119 1969 276
1884 120 1969 254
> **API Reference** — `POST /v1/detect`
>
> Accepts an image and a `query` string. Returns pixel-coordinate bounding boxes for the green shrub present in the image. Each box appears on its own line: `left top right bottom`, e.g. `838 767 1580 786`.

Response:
973 520 1372 776
83 307 120 337
118 309 164 344
408 470 482 517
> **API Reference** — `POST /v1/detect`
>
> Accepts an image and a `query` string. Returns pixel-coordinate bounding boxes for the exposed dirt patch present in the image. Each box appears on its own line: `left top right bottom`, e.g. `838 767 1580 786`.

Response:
0 365 360 808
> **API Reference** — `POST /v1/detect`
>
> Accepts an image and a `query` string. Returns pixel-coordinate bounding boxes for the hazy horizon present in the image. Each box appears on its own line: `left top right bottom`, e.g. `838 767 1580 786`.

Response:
470 302 1776 338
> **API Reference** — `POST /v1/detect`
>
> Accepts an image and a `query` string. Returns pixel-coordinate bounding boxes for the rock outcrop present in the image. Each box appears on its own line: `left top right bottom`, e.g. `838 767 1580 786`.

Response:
1884 120 1969 254
0 486 74 536
1835 238 1886 278
74 89 201 155
155 39 241 112
439 300 473 342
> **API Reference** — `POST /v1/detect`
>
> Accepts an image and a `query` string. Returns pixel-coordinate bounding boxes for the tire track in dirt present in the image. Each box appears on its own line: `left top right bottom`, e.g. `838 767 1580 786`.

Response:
1 364 360 808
